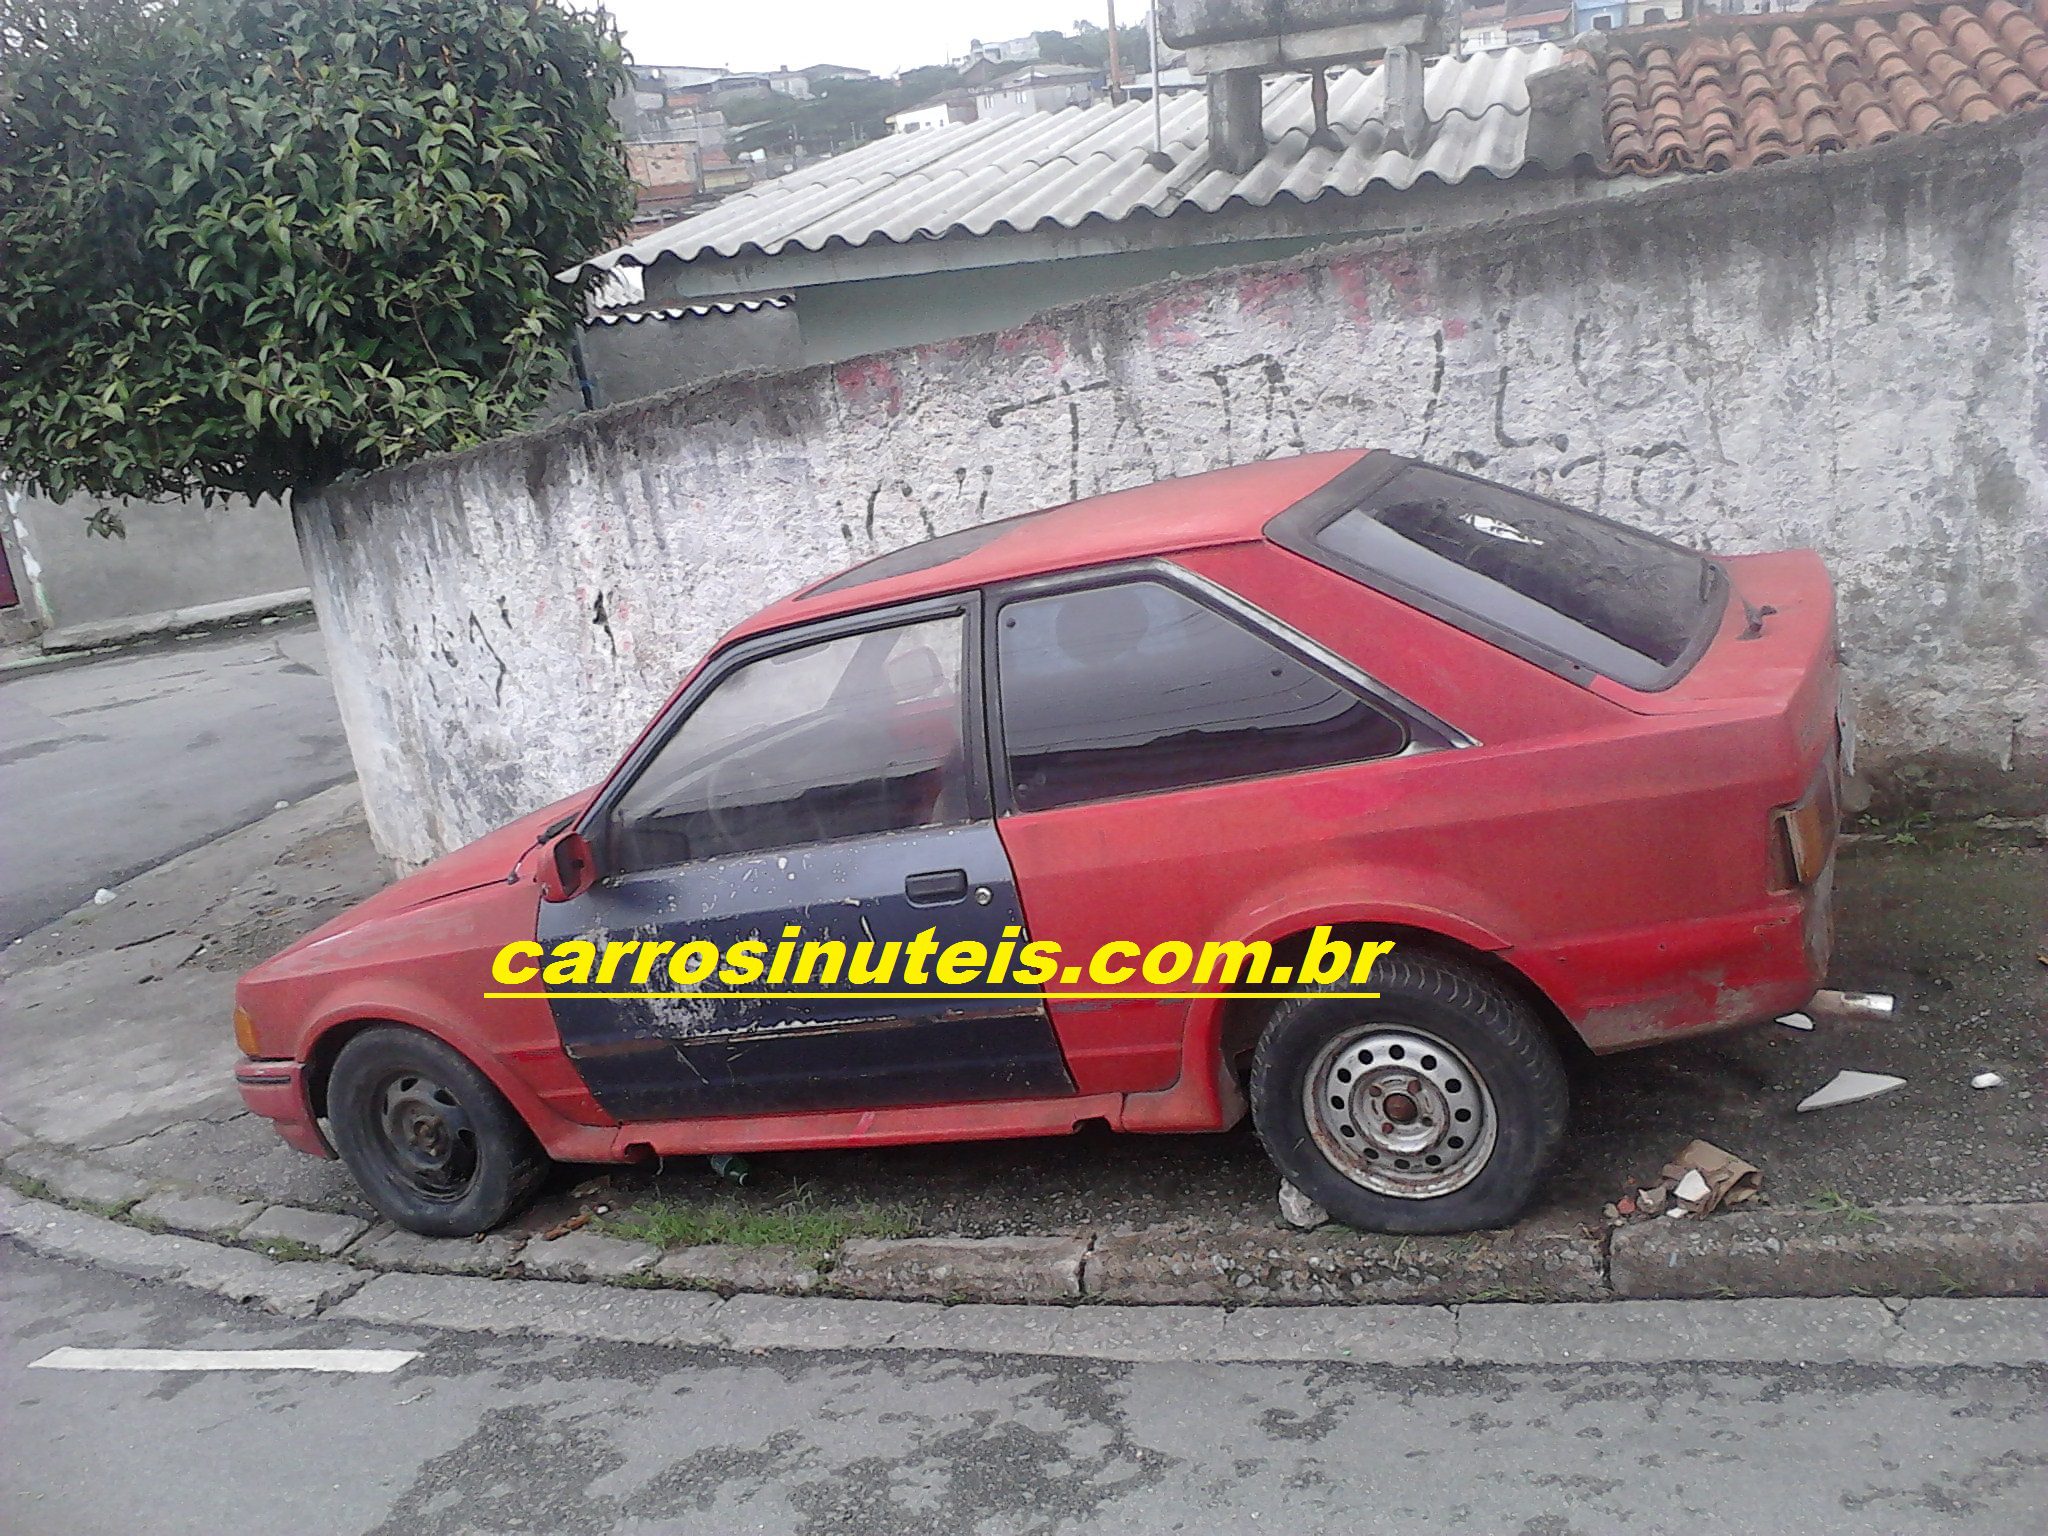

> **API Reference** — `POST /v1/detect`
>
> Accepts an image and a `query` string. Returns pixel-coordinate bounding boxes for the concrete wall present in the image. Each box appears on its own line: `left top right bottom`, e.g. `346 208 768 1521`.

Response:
579 304 803 408
789 238 1339 371
4 485 305 640
301 118 2047 869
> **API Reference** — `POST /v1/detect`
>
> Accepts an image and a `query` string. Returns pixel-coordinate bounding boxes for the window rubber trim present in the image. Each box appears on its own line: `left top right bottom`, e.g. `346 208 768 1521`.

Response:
1263 450 1728 694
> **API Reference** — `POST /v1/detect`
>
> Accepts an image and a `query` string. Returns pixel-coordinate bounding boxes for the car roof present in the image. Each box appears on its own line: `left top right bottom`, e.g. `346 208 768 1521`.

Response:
728 448 1372 644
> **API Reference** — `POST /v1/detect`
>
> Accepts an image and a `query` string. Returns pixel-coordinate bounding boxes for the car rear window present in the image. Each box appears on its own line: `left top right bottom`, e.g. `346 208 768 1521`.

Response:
1275 460 1726 690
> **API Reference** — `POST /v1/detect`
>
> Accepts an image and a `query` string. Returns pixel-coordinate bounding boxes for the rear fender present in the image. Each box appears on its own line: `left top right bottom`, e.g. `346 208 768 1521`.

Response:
1121 894 1530 1133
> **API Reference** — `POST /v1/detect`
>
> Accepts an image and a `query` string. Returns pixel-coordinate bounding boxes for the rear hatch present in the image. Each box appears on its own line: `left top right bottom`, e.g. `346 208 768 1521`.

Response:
1265 454 1840 772
1623 548 1840 748
1266 455 1844 902
1616 548 1844 926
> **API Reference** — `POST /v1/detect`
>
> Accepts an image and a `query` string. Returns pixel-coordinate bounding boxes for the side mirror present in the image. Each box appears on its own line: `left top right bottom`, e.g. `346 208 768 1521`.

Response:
536 831 596 903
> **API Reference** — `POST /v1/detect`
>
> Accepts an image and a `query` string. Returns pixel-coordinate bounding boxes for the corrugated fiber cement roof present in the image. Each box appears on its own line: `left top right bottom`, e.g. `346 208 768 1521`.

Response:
568 44 1569 279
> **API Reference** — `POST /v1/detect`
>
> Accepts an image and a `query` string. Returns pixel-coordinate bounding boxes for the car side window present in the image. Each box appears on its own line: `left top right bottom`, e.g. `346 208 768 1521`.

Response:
609 613 969 873
995 579 1408 814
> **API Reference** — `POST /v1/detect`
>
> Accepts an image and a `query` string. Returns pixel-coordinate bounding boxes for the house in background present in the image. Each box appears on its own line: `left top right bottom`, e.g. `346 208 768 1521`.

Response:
971 62 1106 118
567 1 2048 407
950 35 1044 70
889 91 981 133
568 41 1596 394
575 298 802 408
1124 65 1207 100
804 62 878 85
1462 0 1579 50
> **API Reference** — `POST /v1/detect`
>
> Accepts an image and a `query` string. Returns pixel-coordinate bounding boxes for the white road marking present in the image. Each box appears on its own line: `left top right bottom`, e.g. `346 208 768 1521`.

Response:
28 1347 417 1374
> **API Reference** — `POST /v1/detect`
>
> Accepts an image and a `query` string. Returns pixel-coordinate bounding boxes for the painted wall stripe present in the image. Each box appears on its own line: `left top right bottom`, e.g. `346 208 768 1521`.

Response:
28 1347 418 1373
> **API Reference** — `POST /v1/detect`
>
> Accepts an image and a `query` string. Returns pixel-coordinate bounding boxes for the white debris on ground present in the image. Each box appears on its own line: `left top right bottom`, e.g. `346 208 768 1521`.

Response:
1807 989 1897 1019
1776 1011 1815 1030
1606 1139 1760 1223
1672 1168 1712 1208
1277 1180 1328 1230
1796 1069 1907 1112
91 888 116 905
1971 1071 2004 1090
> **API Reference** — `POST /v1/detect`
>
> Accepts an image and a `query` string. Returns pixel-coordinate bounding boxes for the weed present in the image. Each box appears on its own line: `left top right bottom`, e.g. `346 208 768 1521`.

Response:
1808 1190 1881 1226
1462 1284 1520 1304
611 1270 671 1289
1857 809 1936 846
251 1237 325 1263
3 1172 56 1203
597 1183 912 1257
76 1197 139 1221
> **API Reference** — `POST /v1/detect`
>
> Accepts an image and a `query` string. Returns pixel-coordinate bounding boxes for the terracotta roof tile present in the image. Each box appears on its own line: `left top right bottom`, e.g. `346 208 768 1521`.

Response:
1601 0 2048 175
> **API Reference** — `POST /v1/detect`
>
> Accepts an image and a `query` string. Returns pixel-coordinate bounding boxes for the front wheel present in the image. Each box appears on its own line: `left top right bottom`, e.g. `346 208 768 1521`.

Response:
326 1026 548 1237
1249 954 1568 1233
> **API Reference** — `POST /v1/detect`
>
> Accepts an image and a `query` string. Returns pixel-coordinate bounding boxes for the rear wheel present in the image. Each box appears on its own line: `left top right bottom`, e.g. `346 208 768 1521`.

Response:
327 1026 548 1237
1249 954 1567 1233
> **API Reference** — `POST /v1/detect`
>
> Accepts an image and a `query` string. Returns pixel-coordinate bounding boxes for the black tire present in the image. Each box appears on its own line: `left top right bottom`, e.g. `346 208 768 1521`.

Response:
326 1026 548 1237
1249 953 1567 1234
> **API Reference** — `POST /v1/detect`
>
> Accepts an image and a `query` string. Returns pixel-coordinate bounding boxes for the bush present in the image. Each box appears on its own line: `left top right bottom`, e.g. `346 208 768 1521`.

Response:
0 0 634 501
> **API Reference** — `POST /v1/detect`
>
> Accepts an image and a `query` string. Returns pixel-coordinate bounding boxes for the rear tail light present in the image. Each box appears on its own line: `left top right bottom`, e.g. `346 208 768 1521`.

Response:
1773 783 1832 888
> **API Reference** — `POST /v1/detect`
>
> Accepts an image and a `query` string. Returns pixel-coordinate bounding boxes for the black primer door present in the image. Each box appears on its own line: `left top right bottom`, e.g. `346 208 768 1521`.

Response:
541 602 1073 1122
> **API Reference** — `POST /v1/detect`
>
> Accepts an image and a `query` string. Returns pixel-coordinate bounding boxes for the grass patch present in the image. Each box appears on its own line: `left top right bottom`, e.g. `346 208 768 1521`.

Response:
610 1270 673 1289
251 1237 326 1263
1809 1190 1881 1227
598 1184 911 1257
1461 1285 1520 1304
1856 809 1937 846
2 1171 55 1203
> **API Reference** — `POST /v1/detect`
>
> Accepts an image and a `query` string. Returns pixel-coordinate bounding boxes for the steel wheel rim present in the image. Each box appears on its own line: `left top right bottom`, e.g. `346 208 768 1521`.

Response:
1303 1025 1497 1198
371 1071 479 1202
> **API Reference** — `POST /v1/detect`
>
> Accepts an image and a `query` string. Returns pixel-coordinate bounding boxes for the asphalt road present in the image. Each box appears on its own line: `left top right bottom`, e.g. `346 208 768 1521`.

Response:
0 621 353 943
3 1244 2044 1536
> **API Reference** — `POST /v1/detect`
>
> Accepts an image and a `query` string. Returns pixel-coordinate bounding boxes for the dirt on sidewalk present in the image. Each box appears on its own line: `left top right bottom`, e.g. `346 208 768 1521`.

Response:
6 796 2042 1248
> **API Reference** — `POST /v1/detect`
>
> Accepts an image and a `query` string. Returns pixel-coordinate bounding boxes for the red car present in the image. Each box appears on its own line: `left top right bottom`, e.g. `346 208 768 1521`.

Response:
233 450 1842 1237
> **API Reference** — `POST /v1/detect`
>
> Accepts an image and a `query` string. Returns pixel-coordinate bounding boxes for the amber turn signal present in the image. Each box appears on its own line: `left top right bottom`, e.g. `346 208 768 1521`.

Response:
1774 794 1831 887
233 1005 261 1057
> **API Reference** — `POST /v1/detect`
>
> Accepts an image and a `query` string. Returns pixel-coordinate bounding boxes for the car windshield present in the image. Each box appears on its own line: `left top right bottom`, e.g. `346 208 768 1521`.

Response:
1300 464 1726 689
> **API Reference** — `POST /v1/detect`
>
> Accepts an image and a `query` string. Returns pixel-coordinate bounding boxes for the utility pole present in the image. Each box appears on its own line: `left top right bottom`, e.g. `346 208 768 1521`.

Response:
1106 0 1124 103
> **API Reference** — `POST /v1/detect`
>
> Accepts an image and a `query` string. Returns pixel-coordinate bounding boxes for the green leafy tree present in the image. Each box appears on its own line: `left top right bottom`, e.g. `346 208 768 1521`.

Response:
0 0 634 501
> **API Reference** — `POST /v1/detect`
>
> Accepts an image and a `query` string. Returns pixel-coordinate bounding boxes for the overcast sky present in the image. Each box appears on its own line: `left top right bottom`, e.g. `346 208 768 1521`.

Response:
600 2 1132 77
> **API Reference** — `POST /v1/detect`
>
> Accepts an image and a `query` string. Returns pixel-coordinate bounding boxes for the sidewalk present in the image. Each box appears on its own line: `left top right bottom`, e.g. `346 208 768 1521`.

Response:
2 791 2042 1304
0 615 351 941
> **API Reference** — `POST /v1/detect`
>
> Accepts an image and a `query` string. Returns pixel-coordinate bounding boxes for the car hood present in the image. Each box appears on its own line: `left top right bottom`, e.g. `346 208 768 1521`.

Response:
257 789 596 965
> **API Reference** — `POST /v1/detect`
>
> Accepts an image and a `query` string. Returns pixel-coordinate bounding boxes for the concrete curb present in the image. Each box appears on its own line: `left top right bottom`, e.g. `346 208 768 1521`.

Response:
6 1185 2045 1368
5 1138 2046 1315
35 588 313 654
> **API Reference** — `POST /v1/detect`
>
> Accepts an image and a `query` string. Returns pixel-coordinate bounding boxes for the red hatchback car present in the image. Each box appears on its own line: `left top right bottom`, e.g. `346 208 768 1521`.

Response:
234 450 1842 1237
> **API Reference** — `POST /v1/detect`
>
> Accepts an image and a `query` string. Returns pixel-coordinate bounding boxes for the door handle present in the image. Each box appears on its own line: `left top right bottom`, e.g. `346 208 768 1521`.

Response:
904 868 970 906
